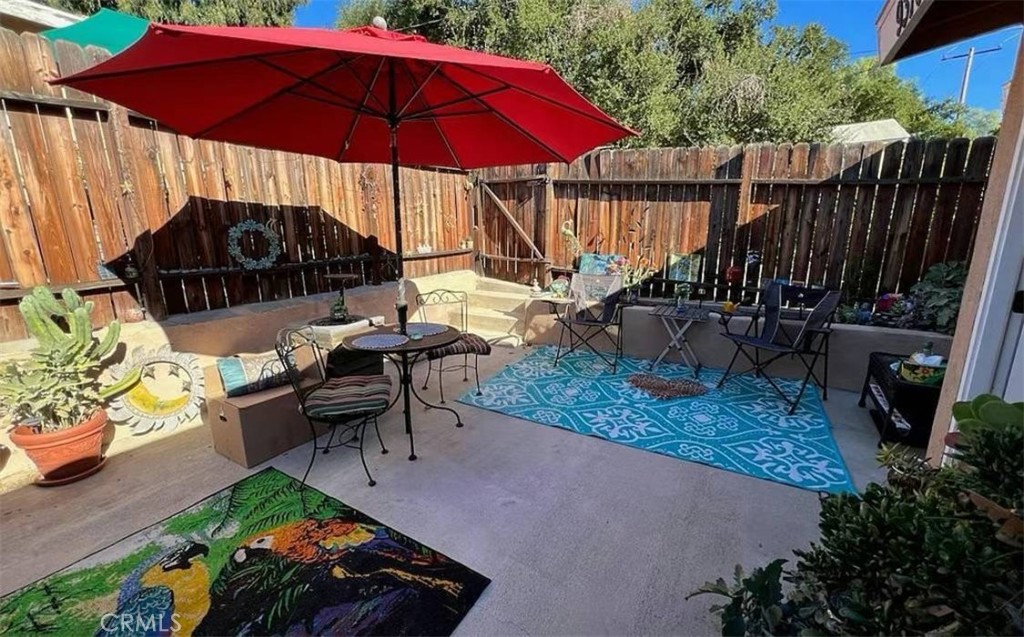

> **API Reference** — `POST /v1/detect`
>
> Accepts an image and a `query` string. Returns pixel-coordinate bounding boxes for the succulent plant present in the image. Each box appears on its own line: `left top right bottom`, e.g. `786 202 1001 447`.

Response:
0 287 139 433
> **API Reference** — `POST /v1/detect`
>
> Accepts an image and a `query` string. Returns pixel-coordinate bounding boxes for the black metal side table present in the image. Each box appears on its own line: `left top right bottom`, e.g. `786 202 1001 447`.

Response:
859 352 942 448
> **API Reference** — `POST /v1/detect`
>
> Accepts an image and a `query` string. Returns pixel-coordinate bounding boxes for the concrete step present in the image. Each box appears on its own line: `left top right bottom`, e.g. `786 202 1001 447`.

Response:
465 307 524 339
468 289 529 312
475 277 534 295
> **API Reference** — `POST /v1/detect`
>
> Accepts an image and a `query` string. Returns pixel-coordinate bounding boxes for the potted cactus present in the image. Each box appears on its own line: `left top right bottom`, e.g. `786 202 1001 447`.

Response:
0 288 138 485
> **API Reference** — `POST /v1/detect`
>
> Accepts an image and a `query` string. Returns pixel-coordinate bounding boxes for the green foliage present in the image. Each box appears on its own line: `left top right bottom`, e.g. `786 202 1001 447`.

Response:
339 0 1001 146
839 59 999 139
950 394 1024 511
694 395 1024 636
212 467 354 539
44 0 307 26
0 287 138 433
910 261 968 334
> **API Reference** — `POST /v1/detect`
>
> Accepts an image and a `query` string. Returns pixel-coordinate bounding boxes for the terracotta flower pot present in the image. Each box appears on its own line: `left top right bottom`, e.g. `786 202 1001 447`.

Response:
9 411 108 485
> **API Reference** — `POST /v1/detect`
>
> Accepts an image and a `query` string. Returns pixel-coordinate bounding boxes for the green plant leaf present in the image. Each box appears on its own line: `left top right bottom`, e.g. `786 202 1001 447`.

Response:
978 400 1024 428
951 401 975 422
970 394 1001 415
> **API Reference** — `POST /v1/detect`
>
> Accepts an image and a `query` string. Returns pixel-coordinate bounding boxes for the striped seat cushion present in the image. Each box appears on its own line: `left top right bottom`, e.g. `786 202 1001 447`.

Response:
425 333 492 360
304 375 392 419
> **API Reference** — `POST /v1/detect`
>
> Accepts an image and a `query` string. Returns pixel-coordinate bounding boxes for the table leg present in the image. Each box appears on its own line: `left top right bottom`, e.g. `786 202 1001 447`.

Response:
650 316 678 371
408 352 464 429
400 353 417 460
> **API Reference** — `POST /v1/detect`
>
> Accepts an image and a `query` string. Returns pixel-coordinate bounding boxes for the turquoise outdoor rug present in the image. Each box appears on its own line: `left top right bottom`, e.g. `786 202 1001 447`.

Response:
458 346 856 494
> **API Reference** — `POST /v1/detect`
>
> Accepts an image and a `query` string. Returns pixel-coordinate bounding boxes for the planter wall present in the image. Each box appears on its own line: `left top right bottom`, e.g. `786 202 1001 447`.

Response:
525 300 952 392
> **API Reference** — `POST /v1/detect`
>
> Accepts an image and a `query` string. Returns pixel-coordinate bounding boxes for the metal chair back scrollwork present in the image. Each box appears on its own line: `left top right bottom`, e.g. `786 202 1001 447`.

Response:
414 289 492 403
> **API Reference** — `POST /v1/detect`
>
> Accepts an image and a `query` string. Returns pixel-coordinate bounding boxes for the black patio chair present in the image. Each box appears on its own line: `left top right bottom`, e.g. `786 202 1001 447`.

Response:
716 283 841 414
415 289 492 403
275 327 392 487
554 273 624 371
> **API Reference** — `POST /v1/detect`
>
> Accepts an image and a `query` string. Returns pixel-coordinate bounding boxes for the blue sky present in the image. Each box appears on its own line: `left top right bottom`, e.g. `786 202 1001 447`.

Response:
294 0 1021 111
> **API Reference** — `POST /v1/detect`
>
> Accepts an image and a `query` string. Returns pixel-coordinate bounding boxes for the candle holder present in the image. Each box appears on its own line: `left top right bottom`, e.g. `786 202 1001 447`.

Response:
396 302 408 335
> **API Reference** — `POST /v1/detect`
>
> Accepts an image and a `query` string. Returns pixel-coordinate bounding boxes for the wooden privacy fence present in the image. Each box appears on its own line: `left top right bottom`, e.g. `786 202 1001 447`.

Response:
474 137 996 300
0 30 472 341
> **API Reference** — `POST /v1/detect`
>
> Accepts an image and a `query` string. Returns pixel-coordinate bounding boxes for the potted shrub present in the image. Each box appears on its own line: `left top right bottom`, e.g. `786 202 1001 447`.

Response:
0 288 138 485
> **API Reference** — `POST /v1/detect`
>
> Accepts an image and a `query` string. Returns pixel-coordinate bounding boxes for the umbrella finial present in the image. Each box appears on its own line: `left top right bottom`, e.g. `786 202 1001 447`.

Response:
372 16 388 30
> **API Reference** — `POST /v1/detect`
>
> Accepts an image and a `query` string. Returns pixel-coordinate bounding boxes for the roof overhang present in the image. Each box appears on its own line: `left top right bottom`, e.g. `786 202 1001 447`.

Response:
877 0 1023 64
2 0 81 30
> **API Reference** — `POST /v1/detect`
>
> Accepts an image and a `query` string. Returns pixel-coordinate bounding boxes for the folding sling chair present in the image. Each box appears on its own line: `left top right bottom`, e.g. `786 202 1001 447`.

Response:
716 283 841 414
554 273 624 371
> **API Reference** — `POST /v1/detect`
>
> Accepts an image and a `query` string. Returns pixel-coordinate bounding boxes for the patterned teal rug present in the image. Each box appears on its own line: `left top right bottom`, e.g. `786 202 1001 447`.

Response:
458 346 856 494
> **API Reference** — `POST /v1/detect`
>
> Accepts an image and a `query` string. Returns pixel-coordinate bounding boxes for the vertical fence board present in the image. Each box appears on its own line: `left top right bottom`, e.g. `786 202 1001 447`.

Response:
899 139 948 291
948 137 995 262
924 138 969 271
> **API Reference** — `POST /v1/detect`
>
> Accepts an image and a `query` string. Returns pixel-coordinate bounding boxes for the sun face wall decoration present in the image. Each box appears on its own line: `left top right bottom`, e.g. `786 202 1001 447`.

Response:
106 346 205 434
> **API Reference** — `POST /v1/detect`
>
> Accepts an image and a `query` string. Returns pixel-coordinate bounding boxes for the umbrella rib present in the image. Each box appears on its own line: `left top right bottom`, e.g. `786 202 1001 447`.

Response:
392 56 460 166
396 62 442 118
289 92 386 119
259 55 387 118
341 58 389 115
336 58 387 162
451 63 634 134
54 47 319 84
427 113 463 168
192 55 365 138
401 86 510 120
434 68 569 162
406 110 494 121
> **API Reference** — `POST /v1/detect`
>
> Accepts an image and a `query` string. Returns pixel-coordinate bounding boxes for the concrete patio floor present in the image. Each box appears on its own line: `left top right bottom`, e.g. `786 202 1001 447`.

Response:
0 345 886 636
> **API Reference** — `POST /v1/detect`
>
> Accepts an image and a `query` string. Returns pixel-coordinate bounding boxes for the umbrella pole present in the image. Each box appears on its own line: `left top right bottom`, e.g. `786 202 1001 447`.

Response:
387 58 404 280
390 125 403 279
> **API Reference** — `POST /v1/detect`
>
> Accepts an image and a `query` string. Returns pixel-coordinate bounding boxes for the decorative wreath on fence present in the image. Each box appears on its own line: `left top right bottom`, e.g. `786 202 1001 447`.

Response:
227 219 281 270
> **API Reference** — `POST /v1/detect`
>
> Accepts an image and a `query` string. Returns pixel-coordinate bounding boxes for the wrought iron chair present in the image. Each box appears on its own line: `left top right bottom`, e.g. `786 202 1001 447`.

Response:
716 283 841 414
415 289 492 403
275 327 392 487
554 273 624 371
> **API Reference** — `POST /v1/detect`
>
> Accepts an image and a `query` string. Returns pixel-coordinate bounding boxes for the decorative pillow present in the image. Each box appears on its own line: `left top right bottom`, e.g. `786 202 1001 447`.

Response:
216 352 289 397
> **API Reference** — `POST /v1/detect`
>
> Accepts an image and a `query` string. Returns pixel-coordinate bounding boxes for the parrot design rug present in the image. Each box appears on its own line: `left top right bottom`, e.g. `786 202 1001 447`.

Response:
0 468 489 636
459 346 856 494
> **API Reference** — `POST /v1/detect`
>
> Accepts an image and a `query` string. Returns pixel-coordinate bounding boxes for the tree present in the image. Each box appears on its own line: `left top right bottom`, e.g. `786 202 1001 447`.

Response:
45 0 307 27
349 0 1004 146
840 58 1000 138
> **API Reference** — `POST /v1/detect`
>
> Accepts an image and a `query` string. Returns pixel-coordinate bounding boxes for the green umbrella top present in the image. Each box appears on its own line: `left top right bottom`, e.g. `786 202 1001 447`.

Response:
41 8 148 55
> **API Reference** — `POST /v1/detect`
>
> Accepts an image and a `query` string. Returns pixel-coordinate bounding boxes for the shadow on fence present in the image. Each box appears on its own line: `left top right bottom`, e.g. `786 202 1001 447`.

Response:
103 196 396 319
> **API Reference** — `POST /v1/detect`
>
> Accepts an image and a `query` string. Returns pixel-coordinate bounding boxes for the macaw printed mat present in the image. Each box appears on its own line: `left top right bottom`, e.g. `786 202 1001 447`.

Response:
459 346 856 494
0 468 489 636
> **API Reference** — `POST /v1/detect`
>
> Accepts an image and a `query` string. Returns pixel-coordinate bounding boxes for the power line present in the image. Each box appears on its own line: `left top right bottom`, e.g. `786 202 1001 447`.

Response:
942 45 1002 104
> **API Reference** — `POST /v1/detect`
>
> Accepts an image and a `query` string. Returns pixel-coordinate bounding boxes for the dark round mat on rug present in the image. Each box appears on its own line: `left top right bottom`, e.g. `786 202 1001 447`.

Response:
628 373 708 399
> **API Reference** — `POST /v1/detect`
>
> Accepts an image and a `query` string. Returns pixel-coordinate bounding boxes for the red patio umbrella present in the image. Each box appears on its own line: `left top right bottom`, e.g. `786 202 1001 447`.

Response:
52 24 635 277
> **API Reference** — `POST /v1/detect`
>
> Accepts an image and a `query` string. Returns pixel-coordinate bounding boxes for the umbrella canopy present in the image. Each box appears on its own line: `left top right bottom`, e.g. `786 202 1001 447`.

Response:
52 24 634 274
42 9 148 55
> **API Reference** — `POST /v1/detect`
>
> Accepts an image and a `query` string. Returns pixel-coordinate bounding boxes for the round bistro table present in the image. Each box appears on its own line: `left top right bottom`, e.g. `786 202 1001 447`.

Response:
342 324 463 460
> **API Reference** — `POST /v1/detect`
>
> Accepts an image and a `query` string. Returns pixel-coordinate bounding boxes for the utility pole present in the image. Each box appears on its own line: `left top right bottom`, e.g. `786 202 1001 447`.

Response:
943 45 1002 105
